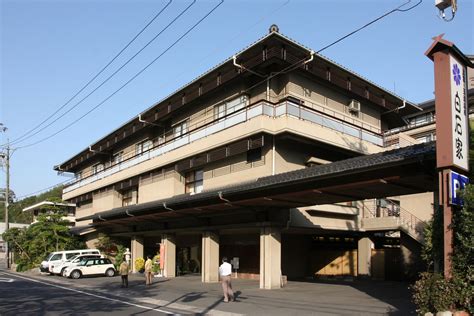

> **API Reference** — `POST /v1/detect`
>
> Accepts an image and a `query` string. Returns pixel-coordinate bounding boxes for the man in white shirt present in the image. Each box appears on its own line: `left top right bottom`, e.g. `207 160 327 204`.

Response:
218 257 234 302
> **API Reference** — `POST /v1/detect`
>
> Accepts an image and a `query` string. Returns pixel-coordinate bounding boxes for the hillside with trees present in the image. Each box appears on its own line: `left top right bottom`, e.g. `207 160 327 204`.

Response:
0 185 64 224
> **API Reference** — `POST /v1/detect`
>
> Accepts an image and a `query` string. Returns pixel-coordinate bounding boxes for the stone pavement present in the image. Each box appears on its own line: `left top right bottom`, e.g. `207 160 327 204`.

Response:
14 270 416 315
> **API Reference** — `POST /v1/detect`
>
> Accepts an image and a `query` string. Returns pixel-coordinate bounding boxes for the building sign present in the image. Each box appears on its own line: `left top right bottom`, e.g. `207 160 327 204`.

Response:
449 55 469 171
449 171 469 206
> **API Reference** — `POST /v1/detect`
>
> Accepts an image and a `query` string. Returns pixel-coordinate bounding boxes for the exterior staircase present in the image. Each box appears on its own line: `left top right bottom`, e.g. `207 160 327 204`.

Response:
361 199 427 243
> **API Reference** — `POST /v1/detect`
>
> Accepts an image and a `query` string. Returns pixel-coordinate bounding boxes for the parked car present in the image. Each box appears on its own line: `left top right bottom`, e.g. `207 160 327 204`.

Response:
64 258 116 279
51 254 102 276
40 249 100 273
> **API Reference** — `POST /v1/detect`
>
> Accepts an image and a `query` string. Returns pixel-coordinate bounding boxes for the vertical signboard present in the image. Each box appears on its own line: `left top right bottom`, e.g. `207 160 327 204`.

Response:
449 55 469 171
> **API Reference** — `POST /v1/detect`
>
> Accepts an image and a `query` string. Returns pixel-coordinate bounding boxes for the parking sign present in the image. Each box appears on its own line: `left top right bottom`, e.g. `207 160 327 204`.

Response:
449 171 469 206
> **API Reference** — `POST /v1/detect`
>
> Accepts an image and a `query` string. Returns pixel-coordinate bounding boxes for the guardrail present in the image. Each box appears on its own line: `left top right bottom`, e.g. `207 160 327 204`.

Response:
64 99 384 193
362 199 427 238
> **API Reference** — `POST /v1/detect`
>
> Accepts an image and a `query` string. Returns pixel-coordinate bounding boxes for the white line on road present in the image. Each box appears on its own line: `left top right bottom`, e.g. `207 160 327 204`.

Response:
0 277 14 283
0 272 175 315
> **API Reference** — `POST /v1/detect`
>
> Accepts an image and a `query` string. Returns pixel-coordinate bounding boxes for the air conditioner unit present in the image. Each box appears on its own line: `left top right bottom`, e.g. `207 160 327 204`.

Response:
348 100 360 112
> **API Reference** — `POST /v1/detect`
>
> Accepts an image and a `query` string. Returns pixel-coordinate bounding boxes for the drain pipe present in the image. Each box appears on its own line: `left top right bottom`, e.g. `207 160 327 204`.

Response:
138 114 161 127
272 135 276 175
233 55 266 78
218 191 232 206
303 50 315 65
382 99 422 115
163 202 174 212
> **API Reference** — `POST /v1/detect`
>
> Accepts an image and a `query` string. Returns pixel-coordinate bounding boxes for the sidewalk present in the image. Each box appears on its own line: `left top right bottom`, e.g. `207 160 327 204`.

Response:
23 271 416 315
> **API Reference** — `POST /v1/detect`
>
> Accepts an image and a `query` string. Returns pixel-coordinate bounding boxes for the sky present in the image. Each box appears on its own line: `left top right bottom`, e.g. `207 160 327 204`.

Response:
0 0 473 199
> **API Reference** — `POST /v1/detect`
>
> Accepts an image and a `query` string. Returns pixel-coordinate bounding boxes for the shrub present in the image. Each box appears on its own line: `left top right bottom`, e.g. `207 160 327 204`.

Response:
412 272 455 315
135 257 145 272
152 254 160 273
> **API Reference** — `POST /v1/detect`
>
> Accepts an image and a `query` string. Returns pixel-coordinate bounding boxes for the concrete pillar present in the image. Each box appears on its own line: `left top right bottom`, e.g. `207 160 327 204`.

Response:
131 236 144 273
162 234 176 278
260 227 281 289
357 237 373 278
201 231 219 283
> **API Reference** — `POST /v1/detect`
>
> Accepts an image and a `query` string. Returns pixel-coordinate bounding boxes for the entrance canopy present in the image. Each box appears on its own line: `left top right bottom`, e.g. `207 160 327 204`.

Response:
78 142 436 227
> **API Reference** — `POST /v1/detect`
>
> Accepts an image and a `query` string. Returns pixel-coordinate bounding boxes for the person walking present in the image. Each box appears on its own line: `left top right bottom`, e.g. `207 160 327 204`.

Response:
119 259 129 288
218 257 234 302
145 255 153 285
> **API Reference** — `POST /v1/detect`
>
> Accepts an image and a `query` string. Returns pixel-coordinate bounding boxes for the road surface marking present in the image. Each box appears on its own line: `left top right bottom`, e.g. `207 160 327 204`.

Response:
0 272 175 314
0 277 14 283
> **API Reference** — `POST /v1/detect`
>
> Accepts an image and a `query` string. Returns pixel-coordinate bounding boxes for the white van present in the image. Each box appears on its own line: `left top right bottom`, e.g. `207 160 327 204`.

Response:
40 249 101 273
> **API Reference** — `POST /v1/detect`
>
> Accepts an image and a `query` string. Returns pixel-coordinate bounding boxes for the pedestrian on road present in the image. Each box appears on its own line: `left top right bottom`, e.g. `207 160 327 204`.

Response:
219 257 234 302
145 255 153 285
119 259 129 288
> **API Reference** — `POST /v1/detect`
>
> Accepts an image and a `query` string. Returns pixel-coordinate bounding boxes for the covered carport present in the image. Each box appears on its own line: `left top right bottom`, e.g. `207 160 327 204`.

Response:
78 142 436 288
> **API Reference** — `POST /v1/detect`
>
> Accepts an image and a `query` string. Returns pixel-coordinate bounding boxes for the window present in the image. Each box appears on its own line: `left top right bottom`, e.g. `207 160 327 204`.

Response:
66 252 80 260
75 171 83 180
416 133 435 144
408 112 435 127
173 121 188 138
213 95 248 120
112 152 123 165
136 139 153 155
92 163 104 175
50 254 62 261
185 170 203 194
214 104 226 119
122 188 137 206
247 148 262 163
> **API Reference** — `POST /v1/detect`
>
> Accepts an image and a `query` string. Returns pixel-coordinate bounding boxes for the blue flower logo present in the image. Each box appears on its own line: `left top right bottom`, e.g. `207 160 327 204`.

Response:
452 64 461 86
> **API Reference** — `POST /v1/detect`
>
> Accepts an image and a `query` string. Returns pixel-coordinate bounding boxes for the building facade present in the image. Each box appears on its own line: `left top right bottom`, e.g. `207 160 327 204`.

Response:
55 28 468 288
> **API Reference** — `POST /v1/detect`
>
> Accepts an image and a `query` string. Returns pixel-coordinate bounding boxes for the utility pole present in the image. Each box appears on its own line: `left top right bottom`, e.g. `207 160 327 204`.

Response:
5 141 10 269
0 124 10 269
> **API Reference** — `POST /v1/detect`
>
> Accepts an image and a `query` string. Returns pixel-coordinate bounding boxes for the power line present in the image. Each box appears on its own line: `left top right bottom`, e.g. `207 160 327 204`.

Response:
240 0 423 97
152 0 291 94
17 0 224 149
15 179 71 201
9 0 196 147
6 0 173 146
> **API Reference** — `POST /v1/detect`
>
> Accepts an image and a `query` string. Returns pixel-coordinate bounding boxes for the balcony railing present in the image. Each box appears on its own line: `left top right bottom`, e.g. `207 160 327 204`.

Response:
64 99 384 193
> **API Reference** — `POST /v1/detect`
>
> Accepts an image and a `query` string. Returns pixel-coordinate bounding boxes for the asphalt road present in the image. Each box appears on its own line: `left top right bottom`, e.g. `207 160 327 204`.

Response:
0 271 190 316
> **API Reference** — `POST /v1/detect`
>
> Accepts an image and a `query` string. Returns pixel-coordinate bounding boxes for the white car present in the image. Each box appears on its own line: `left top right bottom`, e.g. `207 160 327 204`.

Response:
64 258 116 279
51 254 101 276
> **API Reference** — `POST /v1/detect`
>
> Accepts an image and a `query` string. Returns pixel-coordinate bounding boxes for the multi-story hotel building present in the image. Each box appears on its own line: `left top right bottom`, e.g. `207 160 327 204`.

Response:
55 27 471 289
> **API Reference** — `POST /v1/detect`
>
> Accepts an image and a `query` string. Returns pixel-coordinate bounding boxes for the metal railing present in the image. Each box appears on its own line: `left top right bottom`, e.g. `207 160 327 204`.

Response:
362 199 427 237
64 99 384 193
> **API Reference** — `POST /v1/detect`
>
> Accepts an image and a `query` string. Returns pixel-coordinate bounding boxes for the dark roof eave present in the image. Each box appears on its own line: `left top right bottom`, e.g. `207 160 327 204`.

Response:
77 142 436 222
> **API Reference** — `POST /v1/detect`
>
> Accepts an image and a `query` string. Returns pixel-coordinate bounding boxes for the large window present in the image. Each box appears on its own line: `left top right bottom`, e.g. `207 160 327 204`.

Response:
408 112 435 127
185 170 203 194
136 139 153 155
173 120 188 138
122 188 137 206
92 163 104 175
213 95 248 120
112 151 123 165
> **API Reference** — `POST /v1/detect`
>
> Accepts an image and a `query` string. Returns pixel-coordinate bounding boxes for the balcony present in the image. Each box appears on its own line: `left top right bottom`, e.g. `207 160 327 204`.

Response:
64 98 384 194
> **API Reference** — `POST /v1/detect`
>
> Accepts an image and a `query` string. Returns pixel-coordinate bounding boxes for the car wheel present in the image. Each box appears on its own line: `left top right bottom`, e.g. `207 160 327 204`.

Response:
61 268 67 277
105 268 115 277
71 270 81 279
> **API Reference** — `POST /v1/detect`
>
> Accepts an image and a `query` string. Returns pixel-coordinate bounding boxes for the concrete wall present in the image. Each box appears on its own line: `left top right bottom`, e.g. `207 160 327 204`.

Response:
399 192 434 222
92 189 122 210
139 170 183 203
291 204 360 231
287 73 382 130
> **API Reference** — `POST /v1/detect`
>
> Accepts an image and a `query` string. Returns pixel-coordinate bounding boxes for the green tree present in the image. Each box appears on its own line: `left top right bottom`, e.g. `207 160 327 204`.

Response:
413 184 474 314
2 206 84 272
